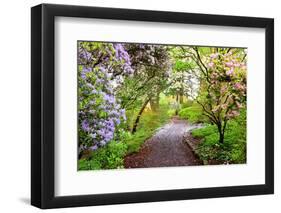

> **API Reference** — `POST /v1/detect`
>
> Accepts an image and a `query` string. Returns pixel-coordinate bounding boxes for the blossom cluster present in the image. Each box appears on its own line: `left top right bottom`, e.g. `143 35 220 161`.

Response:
205 50 247 119
114 43 134 75
78 42 133 153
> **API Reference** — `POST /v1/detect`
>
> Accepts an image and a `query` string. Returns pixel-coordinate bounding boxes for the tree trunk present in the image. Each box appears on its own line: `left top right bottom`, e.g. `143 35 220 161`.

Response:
150 93 160 112
131 99 150 134
179 94 183 104
219 131 224 144
217 123 224 143
180 81 184 104
175 94 179 115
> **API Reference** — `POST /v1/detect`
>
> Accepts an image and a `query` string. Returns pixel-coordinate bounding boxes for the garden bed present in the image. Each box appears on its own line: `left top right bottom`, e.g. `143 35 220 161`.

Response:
183 132 225 165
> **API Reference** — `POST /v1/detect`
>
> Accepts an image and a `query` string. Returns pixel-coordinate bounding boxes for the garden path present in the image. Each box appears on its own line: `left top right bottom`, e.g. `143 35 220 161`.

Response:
124 117 202 168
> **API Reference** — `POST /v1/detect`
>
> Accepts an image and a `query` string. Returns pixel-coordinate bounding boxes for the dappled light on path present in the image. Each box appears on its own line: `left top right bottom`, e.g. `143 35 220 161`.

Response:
124 117 203 168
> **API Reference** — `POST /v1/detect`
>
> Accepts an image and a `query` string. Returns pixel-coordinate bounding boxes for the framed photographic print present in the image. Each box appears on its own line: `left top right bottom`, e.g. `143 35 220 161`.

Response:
31 3 274 209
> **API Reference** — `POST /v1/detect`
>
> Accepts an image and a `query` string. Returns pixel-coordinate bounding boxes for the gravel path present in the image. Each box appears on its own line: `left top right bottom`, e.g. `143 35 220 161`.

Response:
124 117 202 168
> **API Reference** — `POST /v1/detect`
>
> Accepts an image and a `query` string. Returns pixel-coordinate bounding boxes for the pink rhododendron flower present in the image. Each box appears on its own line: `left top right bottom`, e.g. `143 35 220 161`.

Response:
207 62 214 68
210 53 219 59
221 104 227 110
232 110 240 117
226 67 234 75
225 61 234 67
227 110 240 118
211 72 219 79
234 82 243 90
236 102 243 109
234 63 240 67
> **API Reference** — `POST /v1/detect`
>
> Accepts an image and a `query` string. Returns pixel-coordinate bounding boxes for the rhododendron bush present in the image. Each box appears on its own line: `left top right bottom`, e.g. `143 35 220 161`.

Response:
78 42 131 154
196 48 247 143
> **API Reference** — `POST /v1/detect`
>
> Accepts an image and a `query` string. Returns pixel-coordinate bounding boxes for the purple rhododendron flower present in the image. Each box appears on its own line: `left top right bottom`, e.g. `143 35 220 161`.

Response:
89 145 98 151
81 120 90 132
81 66 92 79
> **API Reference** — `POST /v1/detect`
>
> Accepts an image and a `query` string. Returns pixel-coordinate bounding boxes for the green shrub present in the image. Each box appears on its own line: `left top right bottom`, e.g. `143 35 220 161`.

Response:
167 109 176 117
181 100 193 108
179 103 208 123
78 140 127 170
79 158 102 170
124 129 151 154
192 109 246 164
192 124 217 138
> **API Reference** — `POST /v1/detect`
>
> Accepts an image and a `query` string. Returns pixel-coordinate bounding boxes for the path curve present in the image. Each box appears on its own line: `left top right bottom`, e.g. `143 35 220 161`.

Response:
124 117 202 168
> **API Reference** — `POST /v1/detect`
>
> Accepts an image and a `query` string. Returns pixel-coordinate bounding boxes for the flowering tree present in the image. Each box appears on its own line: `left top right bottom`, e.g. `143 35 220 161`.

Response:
194 47 247 143
163 60 194 114
115 44 171 133
166 46 201 106
78 42 133 155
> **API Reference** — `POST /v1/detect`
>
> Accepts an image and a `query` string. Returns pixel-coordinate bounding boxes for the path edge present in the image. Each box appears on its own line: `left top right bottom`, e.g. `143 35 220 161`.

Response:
183 132 206 165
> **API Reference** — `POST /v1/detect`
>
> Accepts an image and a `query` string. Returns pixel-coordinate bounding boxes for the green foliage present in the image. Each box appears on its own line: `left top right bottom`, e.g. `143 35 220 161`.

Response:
174 60 193 72
78 141 128 170
192 109 246 164
124 129 151 154
192 124 217 139
124 103 170 154
181 100 193 108
179 103 208 123
167 109 176 117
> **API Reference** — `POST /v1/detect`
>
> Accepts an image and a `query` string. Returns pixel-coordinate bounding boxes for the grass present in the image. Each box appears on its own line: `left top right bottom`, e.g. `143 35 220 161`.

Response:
191 109 246 164
178 103 208 123
124 103 171 154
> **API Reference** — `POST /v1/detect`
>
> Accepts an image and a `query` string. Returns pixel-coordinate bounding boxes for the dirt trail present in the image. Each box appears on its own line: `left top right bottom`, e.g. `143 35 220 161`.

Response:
124 117 202 168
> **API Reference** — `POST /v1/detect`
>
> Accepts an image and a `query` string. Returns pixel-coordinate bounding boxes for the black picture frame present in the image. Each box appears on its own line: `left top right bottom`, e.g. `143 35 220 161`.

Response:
31 3 274 209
